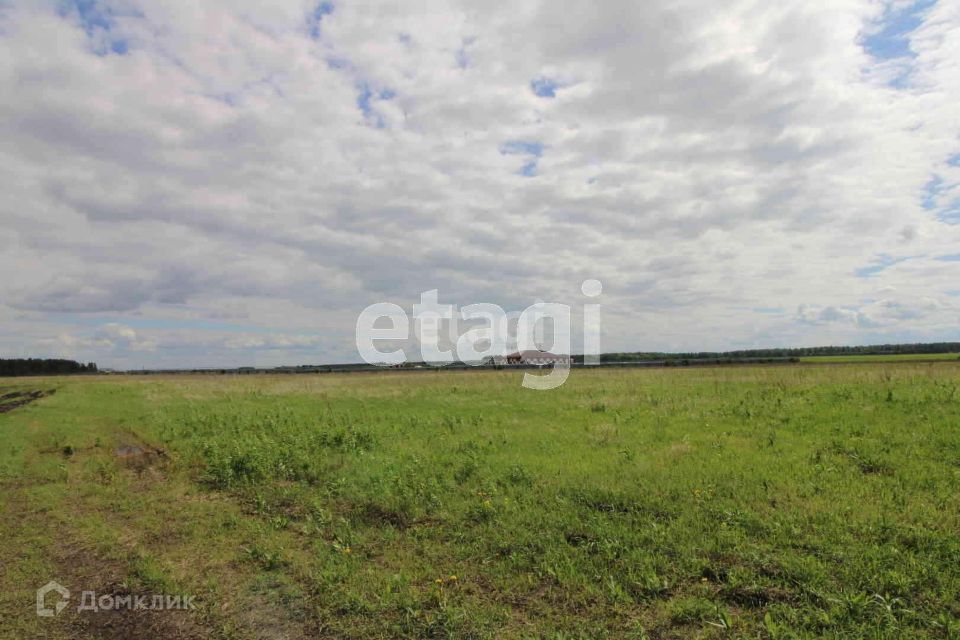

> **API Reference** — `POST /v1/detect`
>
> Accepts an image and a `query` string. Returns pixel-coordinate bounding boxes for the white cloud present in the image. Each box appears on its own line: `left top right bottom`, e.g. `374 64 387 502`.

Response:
798 294 956 330
1 0 959 366
52 322 157 352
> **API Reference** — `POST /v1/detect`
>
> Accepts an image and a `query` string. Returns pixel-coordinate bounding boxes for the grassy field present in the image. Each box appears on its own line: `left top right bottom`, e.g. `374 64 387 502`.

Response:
2 364 960 639
800 353 960 364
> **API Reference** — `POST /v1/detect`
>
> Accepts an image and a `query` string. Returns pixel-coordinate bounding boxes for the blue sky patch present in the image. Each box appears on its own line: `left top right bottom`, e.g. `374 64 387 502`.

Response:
922 175 943 210
356 82 388 128
307 1 334 39
500 140 543 156
60 0 111 34
854 254 915 278
752 307 785 315
948 153 960 167
939 199 960 224
921 174 960 223
500 140 543 176
935 253 960 261
862 0 935 60
356 83 375 120
530 77 560 98
58 0 133 56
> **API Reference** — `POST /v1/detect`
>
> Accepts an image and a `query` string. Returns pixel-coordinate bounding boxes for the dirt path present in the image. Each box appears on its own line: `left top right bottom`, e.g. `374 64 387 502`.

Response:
0 388 56 413
2 481 212 639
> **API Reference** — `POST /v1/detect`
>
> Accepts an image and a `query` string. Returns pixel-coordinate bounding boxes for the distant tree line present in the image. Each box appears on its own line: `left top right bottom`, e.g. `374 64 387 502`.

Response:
593 342 960 363
0 358 98 376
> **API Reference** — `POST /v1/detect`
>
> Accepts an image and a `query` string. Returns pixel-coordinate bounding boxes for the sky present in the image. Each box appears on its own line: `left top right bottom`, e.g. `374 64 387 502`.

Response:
1 0 959 369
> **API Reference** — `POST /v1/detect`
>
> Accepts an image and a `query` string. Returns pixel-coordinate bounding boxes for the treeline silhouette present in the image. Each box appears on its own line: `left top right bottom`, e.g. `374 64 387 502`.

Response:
0 358 98 376
597 342 960 362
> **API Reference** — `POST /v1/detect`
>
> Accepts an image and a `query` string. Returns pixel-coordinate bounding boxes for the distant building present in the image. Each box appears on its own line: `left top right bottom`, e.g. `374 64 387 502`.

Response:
495 350 572 366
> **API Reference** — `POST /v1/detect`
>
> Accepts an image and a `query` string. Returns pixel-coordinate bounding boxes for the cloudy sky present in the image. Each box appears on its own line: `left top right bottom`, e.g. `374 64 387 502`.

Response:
1 0 959 368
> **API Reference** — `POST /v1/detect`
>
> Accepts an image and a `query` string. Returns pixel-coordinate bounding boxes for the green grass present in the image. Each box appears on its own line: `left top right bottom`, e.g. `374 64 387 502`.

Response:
800 353 960 363
2 364 960 638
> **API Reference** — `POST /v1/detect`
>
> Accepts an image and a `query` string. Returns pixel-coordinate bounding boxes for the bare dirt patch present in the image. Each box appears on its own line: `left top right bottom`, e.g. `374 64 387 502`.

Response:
2 488 212 640
0 388 56 413
54 541 209 640
115 442 169 477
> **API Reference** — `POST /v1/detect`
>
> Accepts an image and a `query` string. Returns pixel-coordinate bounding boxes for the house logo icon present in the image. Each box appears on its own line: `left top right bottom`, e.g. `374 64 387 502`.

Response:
36 581 70 617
